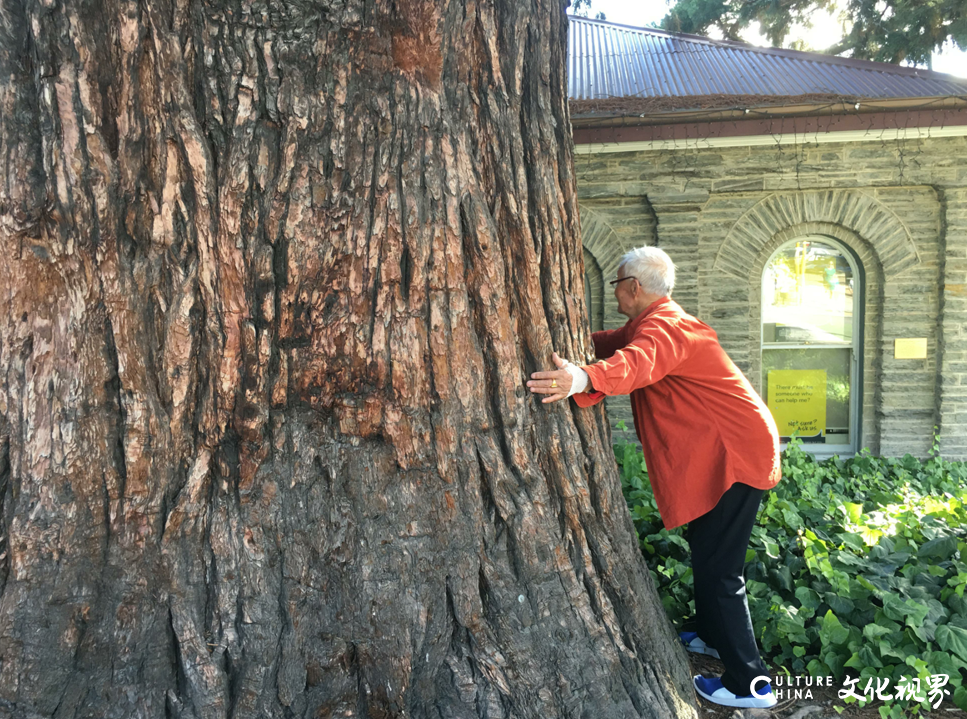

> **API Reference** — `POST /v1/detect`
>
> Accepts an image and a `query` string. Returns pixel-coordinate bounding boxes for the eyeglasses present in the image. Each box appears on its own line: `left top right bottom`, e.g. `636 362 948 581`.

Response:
609 276 637 286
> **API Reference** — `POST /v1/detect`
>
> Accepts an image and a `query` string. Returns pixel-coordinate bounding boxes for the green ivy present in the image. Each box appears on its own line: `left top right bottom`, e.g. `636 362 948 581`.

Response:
617 435 967 713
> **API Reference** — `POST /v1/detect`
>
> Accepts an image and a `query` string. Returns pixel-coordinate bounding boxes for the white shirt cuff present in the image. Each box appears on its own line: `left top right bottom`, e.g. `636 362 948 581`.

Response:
564 363 589 397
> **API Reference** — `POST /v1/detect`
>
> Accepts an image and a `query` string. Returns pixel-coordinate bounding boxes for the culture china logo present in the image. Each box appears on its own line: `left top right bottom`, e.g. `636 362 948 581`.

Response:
749 673 952 708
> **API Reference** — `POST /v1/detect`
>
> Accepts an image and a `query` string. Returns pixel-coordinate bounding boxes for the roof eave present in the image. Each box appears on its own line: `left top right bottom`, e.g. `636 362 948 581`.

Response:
569 95 967 127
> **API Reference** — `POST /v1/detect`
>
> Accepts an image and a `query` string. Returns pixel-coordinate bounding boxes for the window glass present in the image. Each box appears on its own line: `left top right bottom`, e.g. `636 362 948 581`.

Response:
762 348 851 445
763 241 853 345
762 240 858 450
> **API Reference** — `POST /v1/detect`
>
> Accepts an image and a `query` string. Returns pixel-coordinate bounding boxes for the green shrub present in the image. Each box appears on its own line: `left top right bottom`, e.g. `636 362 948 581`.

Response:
616 435 967 712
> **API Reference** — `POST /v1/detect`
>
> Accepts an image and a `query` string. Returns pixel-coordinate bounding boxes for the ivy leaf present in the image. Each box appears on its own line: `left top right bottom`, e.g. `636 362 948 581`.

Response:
882 594 929 626
823 649 847 677
926 649 966 681
772 566 794 593
936 624 967 662
764 539 780 559
954 685 967 712
862 624 893 641
878 640 906 661
920 535 958 560
909 619 936 643
844 503 864 524
820 610 849 646
782 507 803 529
827 594 856 618
806 658 831 677
834 552 870 569
796 586 822 611
778 605 806 637
839 533 866 552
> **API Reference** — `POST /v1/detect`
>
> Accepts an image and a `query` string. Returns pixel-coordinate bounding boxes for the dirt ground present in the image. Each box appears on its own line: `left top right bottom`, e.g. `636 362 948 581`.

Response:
689 653 964 719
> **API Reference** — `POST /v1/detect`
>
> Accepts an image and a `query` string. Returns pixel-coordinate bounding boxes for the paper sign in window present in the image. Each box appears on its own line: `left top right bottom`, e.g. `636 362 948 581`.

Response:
767 370 827 439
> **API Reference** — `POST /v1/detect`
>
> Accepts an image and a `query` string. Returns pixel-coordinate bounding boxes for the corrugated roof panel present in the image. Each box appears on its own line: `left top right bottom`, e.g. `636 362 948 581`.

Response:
567 16 967 103
640 34 665 97
688 47 720 94
610 22 634 97
589 23 603 98
669 40 705 94
626 32 652 97
692 46 725 95
720 48 755 95
663 39 693 96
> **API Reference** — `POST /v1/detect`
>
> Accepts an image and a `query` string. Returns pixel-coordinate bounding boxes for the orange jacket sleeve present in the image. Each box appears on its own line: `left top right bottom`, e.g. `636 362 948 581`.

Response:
590 324 631 359
573 323 634 407
581 319 690 397
572 388 605 408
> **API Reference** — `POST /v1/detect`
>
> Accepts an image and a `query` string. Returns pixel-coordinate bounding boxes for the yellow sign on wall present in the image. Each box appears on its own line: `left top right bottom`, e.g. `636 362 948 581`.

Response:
768 370 827 439
895 338 927 359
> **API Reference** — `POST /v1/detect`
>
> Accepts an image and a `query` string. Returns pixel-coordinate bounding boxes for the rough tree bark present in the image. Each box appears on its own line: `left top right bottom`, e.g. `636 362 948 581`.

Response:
0 0 698 717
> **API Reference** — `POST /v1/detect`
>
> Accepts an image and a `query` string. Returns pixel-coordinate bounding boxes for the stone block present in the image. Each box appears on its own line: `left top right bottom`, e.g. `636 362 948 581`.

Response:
711 178 766 193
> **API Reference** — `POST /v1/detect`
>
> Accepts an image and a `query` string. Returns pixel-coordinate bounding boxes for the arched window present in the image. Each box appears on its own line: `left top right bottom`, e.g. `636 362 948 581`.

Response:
761 237 862 455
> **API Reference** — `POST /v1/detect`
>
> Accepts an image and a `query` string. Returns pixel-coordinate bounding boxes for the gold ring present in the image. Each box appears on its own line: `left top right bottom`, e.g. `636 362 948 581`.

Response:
551 379 557 388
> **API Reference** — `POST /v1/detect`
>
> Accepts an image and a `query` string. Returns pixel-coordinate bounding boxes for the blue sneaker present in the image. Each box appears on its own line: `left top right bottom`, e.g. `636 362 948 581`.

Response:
679 631 721 660
694 675 777 709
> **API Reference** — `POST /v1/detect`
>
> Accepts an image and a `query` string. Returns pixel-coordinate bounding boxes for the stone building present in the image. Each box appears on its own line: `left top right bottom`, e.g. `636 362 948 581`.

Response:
569 17 967 458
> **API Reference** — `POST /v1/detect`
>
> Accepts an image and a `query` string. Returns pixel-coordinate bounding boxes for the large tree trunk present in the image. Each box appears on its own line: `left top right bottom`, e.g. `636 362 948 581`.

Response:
0 0 697 717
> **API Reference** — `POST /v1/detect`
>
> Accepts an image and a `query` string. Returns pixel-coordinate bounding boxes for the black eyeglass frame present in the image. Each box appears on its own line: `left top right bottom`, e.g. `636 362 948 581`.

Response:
609 276 638 287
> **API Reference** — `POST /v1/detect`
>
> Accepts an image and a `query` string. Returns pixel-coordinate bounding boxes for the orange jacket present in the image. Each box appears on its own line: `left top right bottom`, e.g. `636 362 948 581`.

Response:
574 298 780 529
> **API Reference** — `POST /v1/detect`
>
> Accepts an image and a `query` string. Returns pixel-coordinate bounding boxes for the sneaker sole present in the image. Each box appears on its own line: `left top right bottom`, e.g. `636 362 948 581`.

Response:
683 644 721 660
693 676 777 709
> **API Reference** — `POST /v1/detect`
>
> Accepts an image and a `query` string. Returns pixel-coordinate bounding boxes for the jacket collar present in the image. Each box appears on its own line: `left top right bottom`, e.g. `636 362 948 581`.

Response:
628 296 673 330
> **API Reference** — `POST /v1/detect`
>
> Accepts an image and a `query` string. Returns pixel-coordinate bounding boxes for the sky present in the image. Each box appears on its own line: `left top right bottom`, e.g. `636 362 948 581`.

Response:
572 0 967 78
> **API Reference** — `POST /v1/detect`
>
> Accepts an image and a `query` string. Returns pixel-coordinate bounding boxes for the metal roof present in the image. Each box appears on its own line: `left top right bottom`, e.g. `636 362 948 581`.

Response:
568 16 967 102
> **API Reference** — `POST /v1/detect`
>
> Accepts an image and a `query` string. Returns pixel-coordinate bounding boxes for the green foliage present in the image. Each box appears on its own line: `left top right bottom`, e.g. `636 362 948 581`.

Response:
617 436 967 712
569 0 606 21
660 0 967 66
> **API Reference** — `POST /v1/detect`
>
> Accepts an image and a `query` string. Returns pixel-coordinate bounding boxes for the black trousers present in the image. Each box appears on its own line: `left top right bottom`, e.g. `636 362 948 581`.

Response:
687 481 771 696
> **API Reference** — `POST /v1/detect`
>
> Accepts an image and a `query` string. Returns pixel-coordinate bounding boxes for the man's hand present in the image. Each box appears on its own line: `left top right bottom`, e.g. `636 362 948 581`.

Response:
527 352 572 404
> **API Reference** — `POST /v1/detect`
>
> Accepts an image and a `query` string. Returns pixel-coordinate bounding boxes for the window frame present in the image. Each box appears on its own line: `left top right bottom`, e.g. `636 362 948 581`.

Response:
760 235 864 458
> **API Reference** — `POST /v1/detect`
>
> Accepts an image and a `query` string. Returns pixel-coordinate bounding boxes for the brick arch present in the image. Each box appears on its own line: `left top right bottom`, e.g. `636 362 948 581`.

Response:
579 205 637 441
714 190 919 280
579 205 624 283
583 248 605 332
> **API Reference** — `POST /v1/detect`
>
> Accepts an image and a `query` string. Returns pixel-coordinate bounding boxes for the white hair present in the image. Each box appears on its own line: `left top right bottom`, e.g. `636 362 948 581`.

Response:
619 246 676 296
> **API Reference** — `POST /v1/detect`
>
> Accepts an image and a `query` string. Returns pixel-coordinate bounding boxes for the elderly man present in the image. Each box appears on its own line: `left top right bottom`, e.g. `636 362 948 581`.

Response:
527 247 780 709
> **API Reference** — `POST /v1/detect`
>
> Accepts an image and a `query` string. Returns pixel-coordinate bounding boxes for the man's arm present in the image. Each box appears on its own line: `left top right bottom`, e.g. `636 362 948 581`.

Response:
590 323 632 360
526 321 632 404
582 321 690 397
528 320 688 405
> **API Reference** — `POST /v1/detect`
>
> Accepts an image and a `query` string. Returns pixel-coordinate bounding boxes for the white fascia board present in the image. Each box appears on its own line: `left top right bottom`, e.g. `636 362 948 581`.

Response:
574 124 967 154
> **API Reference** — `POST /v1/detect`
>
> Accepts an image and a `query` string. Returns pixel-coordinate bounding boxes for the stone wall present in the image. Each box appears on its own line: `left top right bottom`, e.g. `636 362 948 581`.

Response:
579 200 658 443
577 133 967 459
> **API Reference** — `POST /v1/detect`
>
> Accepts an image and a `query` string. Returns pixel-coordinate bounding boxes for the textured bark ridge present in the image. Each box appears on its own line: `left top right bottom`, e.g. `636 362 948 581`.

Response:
0 0 697 717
